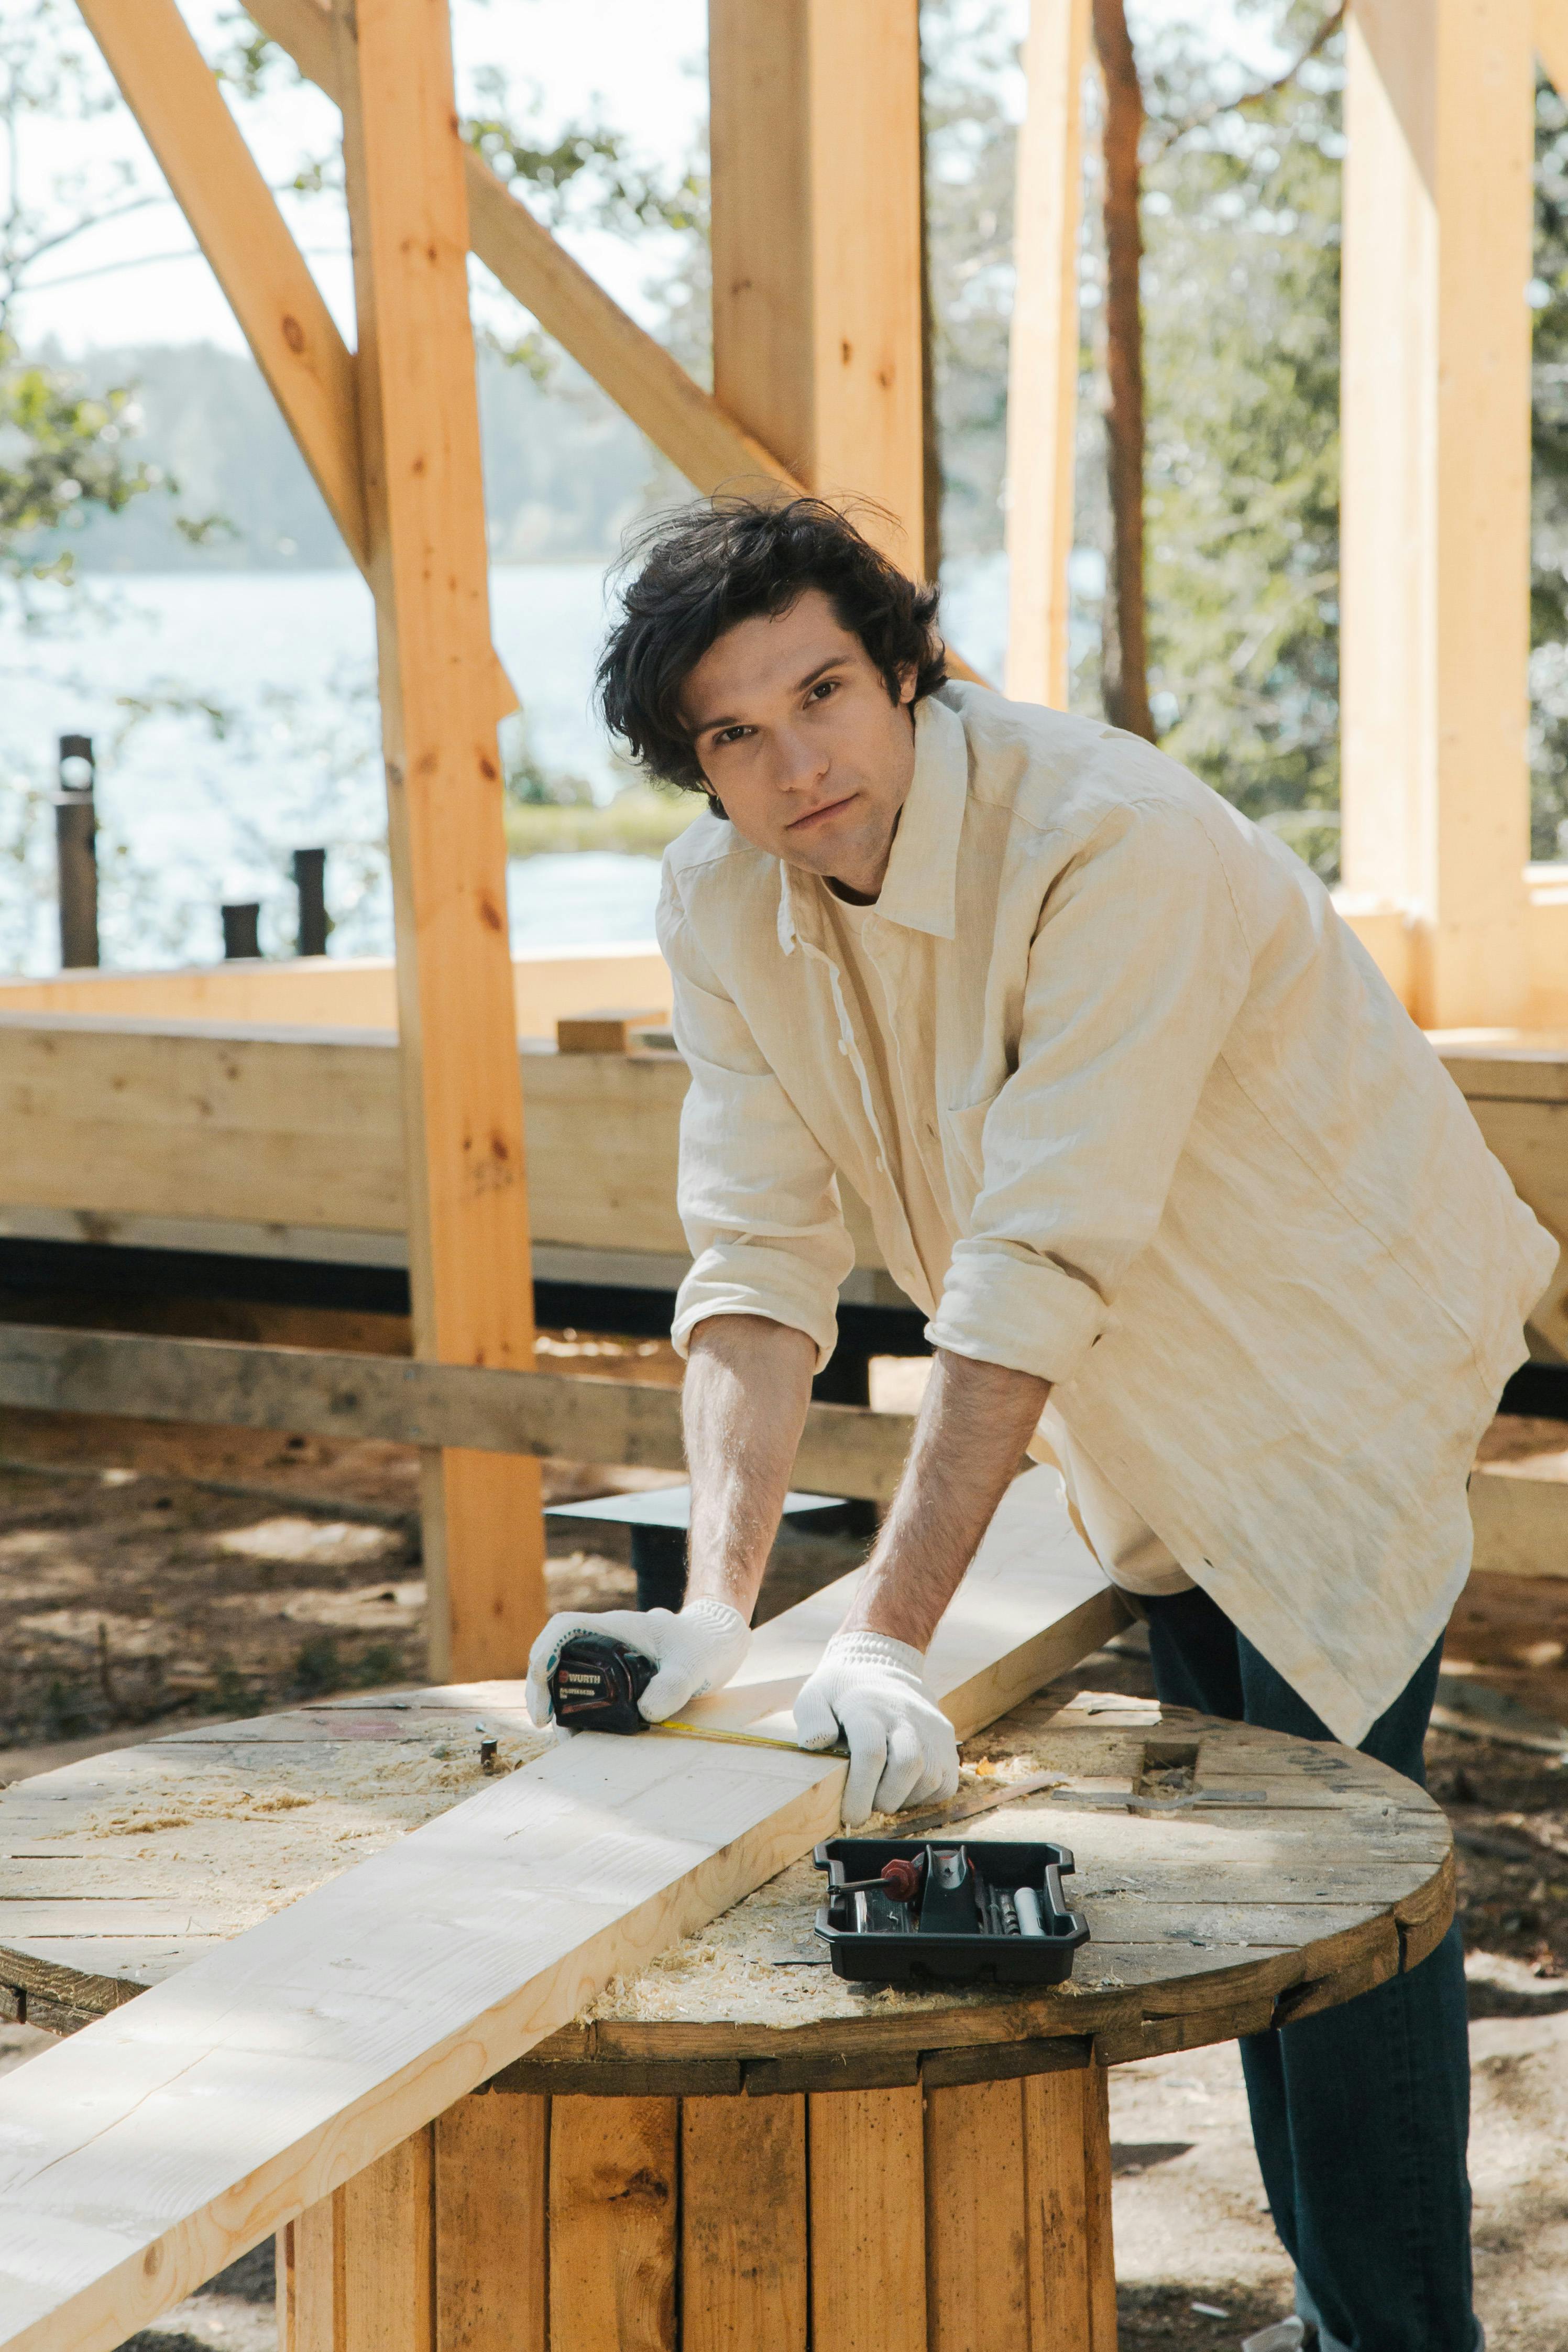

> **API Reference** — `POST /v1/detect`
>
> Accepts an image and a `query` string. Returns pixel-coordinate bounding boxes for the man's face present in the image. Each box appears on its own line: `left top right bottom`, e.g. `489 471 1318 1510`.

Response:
681 588 917 899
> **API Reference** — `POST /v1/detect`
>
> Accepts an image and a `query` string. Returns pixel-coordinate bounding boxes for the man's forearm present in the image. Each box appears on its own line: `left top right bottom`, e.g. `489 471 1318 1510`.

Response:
843 1349 1050 1651
682 1313 818 1618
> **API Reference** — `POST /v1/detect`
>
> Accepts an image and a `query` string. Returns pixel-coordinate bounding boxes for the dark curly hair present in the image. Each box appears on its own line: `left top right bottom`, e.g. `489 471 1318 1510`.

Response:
595 494 947 796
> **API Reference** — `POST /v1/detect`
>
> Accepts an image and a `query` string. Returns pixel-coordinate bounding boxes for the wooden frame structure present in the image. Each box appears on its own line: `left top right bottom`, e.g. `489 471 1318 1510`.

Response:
1005 0 1568 1034
64 0 974 1682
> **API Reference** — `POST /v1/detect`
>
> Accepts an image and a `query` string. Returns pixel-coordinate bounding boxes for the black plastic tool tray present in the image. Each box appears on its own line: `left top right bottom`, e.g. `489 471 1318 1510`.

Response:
814 1836 1089 1986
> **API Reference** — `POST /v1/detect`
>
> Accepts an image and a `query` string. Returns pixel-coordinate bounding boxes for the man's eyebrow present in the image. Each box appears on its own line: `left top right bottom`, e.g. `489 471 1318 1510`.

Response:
690 652 852 738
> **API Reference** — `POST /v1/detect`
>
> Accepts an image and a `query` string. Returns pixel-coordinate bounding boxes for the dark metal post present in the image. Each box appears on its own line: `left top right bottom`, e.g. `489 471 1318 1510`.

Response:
292 848 328 957
54 734 98 969
221 902 262 960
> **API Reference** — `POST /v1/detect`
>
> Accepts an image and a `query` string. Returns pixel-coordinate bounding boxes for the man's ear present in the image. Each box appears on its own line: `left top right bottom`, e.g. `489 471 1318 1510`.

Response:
897 663 919 707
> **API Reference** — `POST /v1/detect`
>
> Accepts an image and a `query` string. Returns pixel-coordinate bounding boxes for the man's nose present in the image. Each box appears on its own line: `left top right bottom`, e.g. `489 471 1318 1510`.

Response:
773 726 828 794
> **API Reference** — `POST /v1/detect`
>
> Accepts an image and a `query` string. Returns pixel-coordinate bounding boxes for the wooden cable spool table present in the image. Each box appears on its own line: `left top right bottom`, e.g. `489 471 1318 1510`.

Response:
0 1679 1455 2352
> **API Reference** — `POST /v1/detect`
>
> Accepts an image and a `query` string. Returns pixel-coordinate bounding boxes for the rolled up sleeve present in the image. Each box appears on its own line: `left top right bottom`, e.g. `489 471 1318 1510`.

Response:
928 798 1253 1384
660 870 854 1367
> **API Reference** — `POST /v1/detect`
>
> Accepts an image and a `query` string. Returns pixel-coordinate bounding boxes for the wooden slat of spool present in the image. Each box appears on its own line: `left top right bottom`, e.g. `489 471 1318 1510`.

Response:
340 2130 433 2352
807 2085 928 2352
1021 2068 1107 2350
924 2076 1032 2351
547 2097 678 2352
280 2199 336 2352
681 2093 808 2352
434 2094 546 2352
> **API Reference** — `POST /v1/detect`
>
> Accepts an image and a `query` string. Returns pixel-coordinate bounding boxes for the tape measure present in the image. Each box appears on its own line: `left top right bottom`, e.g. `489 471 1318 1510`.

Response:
547 1631 843 1756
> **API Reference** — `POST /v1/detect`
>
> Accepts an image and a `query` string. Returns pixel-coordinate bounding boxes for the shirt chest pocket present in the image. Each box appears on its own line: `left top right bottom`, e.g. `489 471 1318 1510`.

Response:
939 1089 1004 1215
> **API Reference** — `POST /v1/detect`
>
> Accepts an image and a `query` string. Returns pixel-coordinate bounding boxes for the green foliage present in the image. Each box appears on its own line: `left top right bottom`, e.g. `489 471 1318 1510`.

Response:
1529 74 1568 859
0 335 163 587
1139 36 1343 823
503 786 698 860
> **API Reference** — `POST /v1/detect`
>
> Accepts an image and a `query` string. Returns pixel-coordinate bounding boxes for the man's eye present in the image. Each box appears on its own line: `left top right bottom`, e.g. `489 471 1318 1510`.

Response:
713 725 752 746
808 680 838 702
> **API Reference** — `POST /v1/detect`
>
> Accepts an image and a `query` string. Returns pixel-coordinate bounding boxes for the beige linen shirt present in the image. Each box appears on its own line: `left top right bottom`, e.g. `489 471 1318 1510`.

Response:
657 683 1556 1743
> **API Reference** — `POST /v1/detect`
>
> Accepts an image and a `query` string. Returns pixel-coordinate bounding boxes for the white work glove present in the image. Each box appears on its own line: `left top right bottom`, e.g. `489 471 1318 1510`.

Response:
794 1629 960 1829
524 1598 751 1731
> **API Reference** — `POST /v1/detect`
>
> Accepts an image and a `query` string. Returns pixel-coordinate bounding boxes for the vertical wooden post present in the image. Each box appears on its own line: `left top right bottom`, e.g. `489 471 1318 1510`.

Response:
708 0 926 564
1341 0 1536 1029
1005 0 1090 706
334 0 546 1677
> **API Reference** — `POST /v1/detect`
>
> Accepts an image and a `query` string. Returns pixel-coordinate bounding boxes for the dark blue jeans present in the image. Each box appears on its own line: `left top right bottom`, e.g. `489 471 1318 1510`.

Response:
1142 1586 1476 2352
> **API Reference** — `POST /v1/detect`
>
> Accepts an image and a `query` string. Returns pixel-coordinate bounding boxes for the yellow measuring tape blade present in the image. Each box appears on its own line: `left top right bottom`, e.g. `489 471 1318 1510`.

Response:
651 1717 848 1759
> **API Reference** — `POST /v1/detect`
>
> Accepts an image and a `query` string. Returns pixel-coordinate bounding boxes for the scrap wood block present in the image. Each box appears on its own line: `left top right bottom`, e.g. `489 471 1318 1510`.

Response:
556 1008 668 1055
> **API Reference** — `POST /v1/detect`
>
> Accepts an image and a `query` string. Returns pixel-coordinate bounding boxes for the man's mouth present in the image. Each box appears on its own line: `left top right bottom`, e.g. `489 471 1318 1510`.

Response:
787 793 854 834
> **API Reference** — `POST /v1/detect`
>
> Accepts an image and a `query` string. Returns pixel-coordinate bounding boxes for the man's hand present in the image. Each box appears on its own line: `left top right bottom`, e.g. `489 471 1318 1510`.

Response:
794 1630 959 1828
807 1349 1049 1823
524 1598 751 1730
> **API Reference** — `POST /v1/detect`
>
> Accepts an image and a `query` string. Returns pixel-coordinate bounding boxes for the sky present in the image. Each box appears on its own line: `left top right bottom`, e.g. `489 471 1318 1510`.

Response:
9 0 1286 359
13 0 710 352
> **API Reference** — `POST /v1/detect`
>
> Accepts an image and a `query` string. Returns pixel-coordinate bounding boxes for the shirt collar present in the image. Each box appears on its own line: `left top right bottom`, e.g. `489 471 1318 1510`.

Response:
775 691 968 953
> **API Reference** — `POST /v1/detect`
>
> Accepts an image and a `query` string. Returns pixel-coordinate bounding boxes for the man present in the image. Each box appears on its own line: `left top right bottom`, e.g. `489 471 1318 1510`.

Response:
526 496 1551 2352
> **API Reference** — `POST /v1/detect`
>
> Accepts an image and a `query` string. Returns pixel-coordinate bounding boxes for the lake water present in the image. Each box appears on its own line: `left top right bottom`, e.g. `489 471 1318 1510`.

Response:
0 557 1008 973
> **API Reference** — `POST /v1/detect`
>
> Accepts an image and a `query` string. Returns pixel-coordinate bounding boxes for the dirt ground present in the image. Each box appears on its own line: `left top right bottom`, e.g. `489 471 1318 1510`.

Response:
0 1365 1564 2350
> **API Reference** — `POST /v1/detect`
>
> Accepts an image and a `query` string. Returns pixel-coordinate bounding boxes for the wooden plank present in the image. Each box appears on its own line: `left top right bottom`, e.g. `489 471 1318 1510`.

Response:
335 0 545 1680
0 1321 919 1502
709 0 926 562
0 946 675 1040
1340 0 1535 1027
1021 2067 1112 2350
280 2200 336 2352
0 1504 1096 2352
434 2094 546 2352
681 2094 807 2352
341 2130 434 2352
1005 0 1090 706
548 2098 677 2352
924 2078 1030 2352
807 2085 927 2352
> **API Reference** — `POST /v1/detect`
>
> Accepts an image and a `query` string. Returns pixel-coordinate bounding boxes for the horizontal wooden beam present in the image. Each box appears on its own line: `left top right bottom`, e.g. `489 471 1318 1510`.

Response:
0 1323 914 1501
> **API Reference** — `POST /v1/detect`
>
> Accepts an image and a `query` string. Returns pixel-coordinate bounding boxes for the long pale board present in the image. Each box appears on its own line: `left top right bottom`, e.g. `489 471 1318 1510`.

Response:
0 1470 1122 2351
